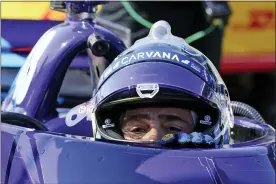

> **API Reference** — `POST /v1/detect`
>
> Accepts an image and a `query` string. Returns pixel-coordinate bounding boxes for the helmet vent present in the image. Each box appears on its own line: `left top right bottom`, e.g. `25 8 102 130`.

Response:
136 83 159 98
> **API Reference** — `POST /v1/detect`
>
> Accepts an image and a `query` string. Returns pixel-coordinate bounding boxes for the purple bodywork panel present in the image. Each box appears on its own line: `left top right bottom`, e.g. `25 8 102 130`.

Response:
45 117 93 137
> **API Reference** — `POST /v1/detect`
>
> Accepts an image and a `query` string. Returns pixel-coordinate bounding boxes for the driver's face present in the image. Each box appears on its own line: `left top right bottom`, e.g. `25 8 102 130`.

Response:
121 107 194 142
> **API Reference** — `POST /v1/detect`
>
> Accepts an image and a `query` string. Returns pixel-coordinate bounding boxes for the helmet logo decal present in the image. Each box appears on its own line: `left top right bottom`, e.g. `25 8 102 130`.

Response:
136 83 159 98
102 119 115 129
101 50 191 81
200 115 212 126
99 48 212 89
181 60 190 64
65 102 93 127
116 51 184 66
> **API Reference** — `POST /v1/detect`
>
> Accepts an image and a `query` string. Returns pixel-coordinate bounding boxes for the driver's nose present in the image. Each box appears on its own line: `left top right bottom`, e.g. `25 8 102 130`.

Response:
141 127 165 141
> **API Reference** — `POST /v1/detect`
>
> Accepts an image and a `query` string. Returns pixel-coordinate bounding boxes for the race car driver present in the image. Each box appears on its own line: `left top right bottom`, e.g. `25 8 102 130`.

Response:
90 21 234 147
121 107 196 141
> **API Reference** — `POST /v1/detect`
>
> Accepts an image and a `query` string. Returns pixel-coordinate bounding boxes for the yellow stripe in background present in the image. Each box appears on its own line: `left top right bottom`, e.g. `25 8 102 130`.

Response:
1 2 57 20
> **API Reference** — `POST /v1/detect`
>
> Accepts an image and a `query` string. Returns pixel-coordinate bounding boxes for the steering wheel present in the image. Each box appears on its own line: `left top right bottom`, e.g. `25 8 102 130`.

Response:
1 111 49 131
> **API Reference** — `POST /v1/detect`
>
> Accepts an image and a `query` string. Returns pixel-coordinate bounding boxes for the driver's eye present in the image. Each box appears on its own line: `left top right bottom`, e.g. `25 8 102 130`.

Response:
168 126 182 133
130 127 147 133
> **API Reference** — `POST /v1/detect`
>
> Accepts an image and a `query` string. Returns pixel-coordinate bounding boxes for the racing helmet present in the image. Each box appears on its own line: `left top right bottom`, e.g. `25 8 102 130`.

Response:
90 20 234 146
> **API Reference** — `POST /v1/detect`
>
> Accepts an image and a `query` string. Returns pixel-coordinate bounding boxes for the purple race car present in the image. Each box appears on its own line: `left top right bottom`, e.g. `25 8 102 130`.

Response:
1 1 275 184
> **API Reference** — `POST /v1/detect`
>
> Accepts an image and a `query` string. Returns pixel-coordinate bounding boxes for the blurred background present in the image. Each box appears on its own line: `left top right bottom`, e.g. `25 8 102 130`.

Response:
1 2 275 127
